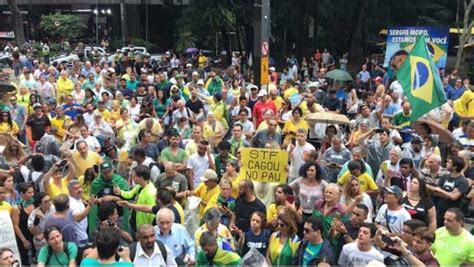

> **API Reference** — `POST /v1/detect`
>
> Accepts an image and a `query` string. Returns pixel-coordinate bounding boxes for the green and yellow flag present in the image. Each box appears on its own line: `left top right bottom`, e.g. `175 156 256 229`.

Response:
397 36 447 122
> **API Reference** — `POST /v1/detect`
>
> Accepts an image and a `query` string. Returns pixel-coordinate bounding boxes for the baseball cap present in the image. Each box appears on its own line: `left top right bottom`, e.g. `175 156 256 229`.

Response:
33 103 42 109
100 162 113 172
200 169 218 182
411 136 423 144
197 79 204 85
269 67 276 72
186 63 193 68
192 71 199 77
258 89 268 97
384 185 403 199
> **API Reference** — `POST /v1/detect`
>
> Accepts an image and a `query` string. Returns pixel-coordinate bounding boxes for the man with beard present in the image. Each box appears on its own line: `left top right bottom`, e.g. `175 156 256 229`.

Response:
196 231 240 266
401 137 424 168
89 162 130 234
129 224 176 266
230 180 266 233
186 140 215 190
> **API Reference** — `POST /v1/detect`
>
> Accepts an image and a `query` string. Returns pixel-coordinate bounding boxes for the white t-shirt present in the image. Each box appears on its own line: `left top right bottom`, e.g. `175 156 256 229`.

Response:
338 242 384 266
289 142 315 182
375 204 411 234
187 154 212 189
67 196 88 242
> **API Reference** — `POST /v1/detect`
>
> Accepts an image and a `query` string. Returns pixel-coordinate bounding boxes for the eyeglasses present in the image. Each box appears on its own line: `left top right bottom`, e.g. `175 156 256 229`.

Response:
278 223 287 228
269 124 278 127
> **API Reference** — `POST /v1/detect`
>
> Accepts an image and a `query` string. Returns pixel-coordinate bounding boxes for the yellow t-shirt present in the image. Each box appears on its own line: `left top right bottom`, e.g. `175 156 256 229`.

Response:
72 151 103 177
185 140 198 156
282 119 309 141
266 203 285 223
16 93 30 109
454 90 474 118
283 87 298 100
98 109 111 122
56 78 74 101
50 116 71 139
46 177 70 199
0 121 19 135
193 183 220 216
194 223 234 251
271 96 285 111
173 202 185 225
338 172 378 193
0 201 12 215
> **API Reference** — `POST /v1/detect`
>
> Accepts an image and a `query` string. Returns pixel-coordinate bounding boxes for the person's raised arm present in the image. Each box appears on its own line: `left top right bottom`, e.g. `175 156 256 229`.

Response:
65 159 76 181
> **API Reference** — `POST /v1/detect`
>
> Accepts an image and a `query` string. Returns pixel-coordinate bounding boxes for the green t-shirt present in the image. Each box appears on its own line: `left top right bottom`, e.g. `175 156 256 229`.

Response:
80 258 133 266
392 111 411 128
38 242 78 266
433 227 474 266
160 147 188 164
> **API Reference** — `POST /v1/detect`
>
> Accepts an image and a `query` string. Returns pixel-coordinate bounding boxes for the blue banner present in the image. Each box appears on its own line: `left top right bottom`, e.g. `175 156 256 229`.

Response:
383 26 450 69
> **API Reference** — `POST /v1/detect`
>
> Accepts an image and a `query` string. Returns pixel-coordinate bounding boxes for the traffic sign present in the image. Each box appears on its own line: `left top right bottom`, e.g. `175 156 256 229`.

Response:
260 56 269 85
261 41 269 56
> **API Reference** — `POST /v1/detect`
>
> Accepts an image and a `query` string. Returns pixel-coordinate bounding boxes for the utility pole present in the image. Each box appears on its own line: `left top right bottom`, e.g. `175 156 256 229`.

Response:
253 0 270 90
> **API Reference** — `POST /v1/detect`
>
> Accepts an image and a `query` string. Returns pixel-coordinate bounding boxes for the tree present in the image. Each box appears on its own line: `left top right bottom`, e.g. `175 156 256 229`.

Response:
39 13 87 42
455 0 474 70
7 0 25 45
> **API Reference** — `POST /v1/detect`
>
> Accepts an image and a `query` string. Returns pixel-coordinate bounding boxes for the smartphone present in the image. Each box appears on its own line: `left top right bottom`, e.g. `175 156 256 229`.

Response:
287 195 295 205
222 202 228 208
57 159 68 168
381 234 395 247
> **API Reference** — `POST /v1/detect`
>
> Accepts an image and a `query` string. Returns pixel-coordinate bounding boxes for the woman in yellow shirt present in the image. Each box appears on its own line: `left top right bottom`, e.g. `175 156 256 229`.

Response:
221 160 242 198
42 159 76 199
266 184 295 229
0 110 19 136
282 107 309 145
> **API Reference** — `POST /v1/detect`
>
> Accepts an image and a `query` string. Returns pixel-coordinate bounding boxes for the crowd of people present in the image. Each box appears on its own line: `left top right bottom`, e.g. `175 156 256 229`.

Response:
0 41 473 267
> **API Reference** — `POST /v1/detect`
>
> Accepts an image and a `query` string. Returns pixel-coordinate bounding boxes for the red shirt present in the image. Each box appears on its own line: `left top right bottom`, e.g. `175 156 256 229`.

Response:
252 100 277 127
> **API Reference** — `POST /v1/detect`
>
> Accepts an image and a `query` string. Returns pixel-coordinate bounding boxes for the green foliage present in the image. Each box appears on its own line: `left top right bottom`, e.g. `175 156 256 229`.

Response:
130 38 157 51
175 31 197 53
39 12 87 41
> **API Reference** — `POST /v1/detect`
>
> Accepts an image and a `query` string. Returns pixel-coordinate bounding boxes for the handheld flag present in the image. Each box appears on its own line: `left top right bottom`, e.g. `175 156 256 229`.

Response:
396 36 447 122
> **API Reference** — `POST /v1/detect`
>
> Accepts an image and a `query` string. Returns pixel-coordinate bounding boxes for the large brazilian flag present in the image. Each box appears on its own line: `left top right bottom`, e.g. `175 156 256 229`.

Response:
397 36 447 122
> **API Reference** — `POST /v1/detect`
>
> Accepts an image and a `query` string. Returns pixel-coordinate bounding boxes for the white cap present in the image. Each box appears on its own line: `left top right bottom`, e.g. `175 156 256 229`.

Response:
197 79 204 85
258 89 268 97
192 71 199 77
186 63 193 68
269 67 275 72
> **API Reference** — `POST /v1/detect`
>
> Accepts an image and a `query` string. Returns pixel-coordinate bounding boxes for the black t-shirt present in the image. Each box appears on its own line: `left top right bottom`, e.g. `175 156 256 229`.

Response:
186 99 204 115
26 114 51 141
436 174 469 215
402 196 434 224
234 197 266 232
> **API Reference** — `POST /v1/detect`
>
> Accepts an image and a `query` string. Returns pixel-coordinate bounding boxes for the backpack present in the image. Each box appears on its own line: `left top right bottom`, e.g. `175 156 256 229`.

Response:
45 242 70 266
28 170 45 193
129 240 167 262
